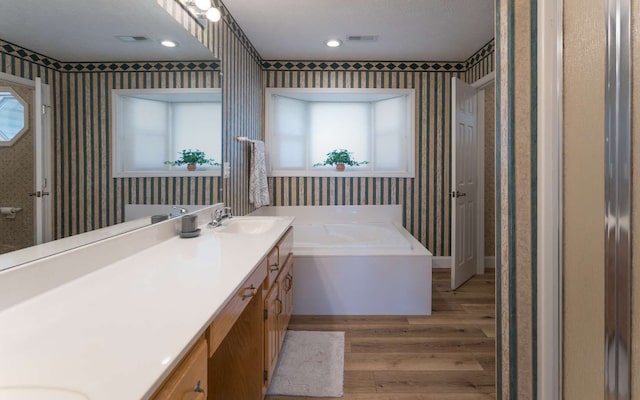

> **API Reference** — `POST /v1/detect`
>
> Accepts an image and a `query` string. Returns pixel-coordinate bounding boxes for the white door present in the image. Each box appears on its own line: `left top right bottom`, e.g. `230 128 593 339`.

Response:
34 78 52 244
451 77 478 289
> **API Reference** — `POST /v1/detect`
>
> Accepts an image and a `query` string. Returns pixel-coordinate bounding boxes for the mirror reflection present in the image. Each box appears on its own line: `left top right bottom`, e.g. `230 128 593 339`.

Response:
0 0 223 271
113 89 222 176
0 88 28 145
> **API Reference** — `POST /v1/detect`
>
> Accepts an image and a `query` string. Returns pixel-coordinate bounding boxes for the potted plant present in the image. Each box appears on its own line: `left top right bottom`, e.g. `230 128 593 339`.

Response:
164 149 220 171
313 149 368 171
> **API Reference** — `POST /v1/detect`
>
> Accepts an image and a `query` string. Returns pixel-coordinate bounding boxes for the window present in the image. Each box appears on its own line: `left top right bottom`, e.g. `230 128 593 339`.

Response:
265 88 415 177
0 88 28 147
112 89 222 177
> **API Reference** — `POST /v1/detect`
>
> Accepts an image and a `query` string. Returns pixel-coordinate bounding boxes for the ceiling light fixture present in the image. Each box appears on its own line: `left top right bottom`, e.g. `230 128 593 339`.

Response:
194 0 211 11
179 0 222 25
161 40 177 48
326 39 342 48
205 7 221 22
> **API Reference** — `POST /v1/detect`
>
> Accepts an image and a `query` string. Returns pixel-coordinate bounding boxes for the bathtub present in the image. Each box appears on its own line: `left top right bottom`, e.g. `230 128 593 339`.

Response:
251 205 432 315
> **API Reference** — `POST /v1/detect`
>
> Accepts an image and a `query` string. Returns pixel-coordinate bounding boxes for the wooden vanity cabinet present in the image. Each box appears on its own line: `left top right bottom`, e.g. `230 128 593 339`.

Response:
152 227 294 400
208 261 267 357
263 281 281 387
208 258 267 400
209 277 264 399
263 228 294 390
150 337 208 400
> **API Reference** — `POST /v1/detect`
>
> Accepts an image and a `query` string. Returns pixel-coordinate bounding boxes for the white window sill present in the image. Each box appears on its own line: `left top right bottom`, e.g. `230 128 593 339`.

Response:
113 168 221 178
268 169 414 178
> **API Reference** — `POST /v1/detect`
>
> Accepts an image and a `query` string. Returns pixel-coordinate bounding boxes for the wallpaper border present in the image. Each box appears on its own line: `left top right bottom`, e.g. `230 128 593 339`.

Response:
465 39 496 71
261 60 466 72
0 39 220 73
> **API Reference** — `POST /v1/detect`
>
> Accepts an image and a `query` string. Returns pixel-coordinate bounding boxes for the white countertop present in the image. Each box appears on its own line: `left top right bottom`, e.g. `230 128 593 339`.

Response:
0 217 151 272
0 215 294 400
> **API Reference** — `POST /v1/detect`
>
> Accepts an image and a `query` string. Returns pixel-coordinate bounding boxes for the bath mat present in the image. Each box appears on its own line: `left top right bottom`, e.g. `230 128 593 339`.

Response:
266 330 345 398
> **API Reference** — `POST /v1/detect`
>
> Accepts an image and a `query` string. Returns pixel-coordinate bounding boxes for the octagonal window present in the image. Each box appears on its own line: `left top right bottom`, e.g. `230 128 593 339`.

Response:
0 88 28 146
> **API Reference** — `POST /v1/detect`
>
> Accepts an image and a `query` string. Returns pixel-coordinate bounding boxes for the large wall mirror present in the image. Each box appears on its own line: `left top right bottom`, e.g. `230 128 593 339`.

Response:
0 0 223 272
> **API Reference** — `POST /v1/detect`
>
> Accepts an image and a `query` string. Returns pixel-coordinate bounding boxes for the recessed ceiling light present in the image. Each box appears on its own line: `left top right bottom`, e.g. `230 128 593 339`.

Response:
161 40 177 48
326 39 342 48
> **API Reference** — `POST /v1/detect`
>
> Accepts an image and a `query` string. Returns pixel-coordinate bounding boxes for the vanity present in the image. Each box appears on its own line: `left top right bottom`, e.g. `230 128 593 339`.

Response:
0 205 294 400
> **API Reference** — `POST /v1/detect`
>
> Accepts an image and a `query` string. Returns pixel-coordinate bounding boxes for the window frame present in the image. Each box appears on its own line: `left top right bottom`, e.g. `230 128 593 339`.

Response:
0 87 29 147
111 88 222 178
265 88 416 178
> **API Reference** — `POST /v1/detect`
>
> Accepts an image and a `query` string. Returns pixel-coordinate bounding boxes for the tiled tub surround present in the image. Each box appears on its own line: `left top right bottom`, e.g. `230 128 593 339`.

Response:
0 204 294 399
251 205 432 315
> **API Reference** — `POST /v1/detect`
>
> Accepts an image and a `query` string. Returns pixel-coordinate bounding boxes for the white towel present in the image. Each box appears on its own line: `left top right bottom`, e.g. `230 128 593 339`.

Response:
249 140 270 207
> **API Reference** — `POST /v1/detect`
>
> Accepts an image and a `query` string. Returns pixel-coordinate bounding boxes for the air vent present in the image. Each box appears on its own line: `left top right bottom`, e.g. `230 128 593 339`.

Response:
116 36 149 43
347 35 378 42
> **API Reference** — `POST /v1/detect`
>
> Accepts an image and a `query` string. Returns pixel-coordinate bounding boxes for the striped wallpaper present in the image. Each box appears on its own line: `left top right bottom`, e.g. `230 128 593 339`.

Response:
263 41 494 257
495 0 537 397
159 0 264 217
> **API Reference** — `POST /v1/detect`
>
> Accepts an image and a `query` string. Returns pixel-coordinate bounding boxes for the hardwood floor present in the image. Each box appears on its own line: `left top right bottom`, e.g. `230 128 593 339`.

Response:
266 270 496 400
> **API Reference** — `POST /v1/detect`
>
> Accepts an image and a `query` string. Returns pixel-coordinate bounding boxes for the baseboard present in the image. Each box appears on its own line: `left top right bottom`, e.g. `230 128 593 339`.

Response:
432 256 452 269
431 256 496 269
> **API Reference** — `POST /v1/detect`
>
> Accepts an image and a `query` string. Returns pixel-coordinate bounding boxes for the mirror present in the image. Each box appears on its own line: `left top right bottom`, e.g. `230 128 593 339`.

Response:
0 0 223 272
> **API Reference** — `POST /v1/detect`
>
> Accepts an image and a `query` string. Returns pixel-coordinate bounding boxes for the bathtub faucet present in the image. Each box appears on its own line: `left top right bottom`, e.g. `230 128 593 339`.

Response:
209 206 232 227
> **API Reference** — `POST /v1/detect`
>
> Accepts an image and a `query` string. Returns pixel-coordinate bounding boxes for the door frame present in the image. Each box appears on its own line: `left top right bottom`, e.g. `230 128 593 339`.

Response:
0 71 52 244
471 71 495 275
537 0 563 398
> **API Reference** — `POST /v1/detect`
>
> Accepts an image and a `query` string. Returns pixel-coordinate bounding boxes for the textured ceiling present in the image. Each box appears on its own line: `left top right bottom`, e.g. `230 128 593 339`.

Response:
0 0 494 63
222 0 494 61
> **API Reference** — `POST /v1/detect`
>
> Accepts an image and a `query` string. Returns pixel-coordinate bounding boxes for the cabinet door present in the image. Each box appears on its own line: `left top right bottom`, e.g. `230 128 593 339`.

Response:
264 283 281 387
151 337 208 400
278 254 294 342
209 288 263 400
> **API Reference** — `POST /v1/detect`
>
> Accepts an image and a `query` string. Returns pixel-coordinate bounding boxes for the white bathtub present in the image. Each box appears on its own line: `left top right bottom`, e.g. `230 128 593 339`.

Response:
294 222 412 252
251 205 432 315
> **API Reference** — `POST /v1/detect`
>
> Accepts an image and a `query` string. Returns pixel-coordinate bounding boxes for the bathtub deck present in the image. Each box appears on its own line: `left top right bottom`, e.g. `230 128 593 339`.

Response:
266 270 496 399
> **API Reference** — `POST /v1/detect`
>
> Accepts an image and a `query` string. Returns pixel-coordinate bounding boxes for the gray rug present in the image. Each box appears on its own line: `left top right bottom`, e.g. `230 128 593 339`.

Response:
266 330 345 398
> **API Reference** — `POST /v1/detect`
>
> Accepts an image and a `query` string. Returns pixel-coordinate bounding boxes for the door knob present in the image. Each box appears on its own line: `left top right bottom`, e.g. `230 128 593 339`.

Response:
450 191 467 198
28 191 50 198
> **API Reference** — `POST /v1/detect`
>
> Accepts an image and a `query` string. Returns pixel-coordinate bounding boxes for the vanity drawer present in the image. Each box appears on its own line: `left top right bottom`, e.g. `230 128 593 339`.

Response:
209 260 267 356
266 227 293 289
151 336 207 400
266 246 280 290
277 227 293 266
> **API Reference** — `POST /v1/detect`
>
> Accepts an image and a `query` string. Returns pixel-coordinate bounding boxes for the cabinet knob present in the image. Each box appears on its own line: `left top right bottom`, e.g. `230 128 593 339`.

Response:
181 380 205 400
269 264 279 273
194 380 205 393
241 285 258 300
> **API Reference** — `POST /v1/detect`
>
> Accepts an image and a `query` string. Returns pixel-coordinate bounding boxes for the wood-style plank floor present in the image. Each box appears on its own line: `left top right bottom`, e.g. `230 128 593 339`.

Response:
266 270 496 400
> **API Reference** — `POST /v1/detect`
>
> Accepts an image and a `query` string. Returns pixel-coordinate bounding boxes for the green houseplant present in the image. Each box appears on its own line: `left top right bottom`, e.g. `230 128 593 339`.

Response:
313 149 368 171
164 149 220 171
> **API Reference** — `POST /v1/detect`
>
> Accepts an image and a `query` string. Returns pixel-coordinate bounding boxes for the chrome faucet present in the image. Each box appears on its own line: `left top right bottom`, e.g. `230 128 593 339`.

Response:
170 206 188 218
209 207 232 227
